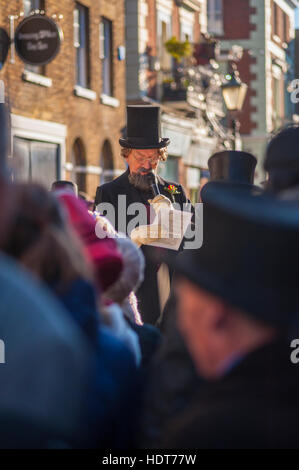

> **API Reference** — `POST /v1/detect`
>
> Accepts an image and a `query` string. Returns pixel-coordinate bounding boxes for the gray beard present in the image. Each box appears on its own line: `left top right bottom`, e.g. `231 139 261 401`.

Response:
128 172 154 192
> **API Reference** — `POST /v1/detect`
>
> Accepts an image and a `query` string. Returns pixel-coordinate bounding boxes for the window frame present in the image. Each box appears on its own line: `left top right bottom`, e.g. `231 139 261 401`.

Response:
12 136 61 188
100 17 114 97
157 11 172 72
74 2 91 89
273 1 279 37
207 0 223 36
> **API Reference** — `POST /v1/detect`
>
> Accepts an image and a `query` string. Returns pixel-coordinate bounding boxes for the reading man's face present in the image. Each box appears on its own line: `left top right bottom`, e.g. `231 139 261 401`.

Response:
126 148 160 175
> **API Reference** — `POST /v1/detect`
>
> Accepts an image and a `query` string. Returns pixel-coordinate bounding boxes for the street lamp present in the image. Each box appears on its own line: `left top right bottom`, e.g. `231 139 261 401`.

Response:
221 66 248 149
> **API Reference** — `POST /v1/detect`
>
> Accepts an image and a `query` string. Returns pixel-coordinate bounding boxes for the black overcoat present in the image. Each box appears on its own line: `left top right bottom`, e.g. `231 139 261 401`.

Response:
95 168 190 325
163 339 299 449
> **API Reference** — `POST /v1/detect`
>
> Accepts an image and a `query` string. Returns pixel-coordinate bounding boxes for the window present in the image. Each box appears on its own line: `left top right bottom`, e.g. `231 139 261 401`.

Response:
283 12 288 43
72 138 86 192
23 0 44 16
23 0 45 75
181 28 192 43
273 74 284 129
100 140 114 184
13 137 60 189
100 18 113 96
74 3 90 89
207 0 223 36
273 2 278 36
157 15 172 71
158 156 179 182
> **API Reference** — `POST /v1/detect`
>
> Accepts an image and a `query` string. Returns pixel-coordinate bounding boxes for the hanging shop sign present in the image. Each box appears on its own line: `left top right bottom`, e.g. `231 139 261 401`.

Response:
14 14 63 66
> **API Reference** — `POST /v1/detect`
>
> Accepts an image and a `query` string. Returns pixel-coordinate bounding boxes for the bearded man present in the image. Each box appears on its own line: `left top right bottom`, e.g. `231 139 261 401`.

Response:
94 105 190 325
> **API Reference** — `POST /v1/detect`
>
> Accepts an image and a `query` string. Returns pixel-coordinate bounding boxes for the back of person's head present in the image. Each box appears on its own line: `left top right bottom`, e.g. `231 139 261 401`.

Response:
264 125 299 194
104 237 145 304
0 182 91 292
51 180 78 196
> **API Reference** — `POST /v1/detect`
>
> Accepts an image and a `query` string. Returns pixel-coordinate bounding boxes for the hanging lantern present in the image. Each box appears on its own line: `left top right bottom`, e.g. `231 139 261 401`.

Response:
221 68 248 112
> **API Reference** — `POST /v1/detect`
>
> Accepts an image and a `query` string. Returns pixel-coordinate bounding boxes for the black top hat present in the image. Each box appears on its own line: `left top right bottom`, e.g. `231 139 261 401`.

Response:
169 181 299 327
119 105 170 149
208 150 257 185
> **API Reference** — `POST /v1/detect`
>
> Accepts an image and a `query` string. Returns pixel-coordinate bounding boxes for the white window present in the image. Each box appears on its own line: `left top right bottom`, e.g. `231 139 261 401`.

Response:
157 12 172 71
207 0 223 36
181 23 193 42
11 114 66 188
100 18 113 97
179 7 194 42
74 3 90 89
23 0 43 16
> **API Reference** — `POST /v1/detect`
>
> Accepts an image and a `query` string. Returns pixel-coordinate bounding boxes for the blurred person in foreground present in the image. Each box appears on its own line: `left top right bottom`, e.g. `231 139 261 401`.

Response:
141 150 261 447
102 236 162 369
0 105 99 448
160 181 299 449
56 190 142 365
58 191 162 369
51 180 78 196
0 252 93 448
0 182 139 448
264 125 299 199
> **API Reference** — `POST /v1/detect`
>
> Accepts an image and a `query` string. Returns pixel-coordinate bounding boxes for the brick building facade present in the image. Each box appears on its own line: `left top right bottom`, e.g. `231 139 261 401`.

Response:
125 0 225 202
0 0 126 198
126 0 204 101
210 0 298 181
2 0 297 196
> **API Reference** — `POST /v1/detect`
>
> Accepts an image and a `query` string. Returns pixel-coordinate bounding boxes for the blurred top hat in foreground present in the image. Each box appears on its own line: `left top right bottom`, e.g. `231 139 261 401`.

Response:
170 182 299 327
208 150 257 185
200 150 262 202
51 180 78 196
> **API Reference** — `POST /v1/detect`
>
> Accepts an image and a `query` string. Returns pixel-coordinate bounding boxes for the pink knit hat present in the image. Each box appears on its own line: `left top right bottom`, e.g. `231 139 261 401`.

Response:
56 191 123 292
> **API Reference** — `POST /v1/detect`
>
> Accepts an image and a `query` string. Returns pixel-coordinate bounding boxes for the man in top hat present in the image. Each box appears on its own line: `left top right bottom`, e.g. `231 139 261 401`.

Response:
95 105 190 325
140 150 262 444
0 103 99 448
209 149 259 184
161 182 299 448
199 150 262 204
208 150 257 183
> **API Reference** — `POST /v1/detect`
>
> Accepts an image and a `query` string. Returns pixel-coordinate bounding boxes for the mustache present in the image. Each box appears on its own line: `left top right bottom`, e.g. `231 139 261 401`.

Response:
128 171 157 191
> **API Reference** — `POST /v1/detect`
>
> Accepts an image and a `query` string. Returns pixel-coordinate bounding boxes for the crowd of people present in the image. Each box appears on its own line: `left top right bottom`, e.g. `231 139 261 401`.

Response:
2 102 299 449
